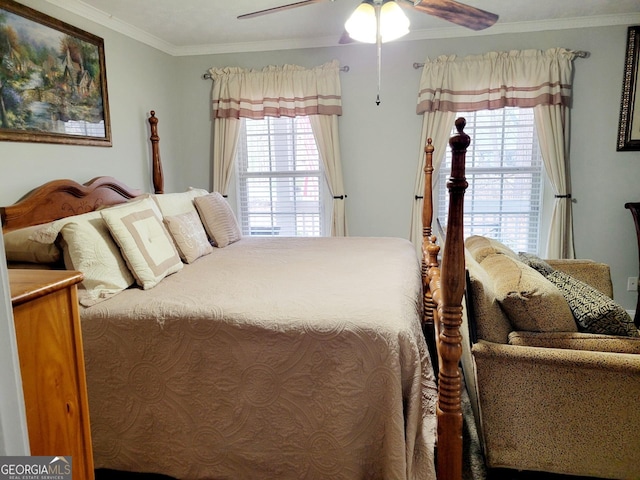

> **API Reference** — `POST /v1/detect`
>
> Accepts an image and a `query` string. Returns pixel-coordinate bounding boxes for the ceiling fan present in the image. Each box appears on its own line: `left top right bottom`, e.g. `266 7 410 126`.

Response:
238 0 499 43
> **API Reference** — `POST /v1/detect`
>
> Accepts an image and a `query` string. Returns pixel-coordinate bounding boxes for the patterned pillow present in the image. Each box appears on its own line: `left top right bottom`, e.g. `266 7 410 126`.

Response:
546 270 639 337
101 197 183 289
194 193 242 248
518 252 555 276
164 211 213 264
58 211 135 306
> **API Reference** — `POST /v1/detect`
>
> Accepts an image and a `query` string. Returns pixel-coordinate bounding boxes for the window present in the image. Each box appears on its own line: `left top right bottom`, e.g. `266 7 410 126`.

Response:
236 116 326 237
438 108 544 253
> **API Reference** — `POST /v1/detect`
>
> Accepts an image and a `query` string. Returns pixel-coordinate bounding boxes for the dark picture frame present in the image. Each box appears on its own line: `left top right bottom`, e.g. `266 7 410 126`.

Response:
0 0 111 146
618 25 640 151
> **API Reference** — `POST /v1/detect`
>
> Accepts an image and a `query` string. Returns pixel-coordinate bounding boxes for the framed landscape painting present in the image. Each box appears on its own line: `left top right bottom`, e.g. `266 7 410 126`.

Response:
0 0 111 146
618 25 640 151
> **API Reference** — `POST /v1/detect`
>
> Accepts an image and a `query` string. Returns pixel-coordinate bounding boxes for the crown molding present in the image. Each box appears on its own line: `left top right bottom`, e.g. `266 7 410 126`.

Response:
43 1 640 56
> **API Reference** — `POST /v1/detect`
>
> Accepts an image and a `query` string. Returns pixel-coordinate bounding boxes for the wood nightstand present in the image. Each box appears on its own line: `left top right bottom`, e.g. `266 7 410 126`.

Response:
10 269 94 480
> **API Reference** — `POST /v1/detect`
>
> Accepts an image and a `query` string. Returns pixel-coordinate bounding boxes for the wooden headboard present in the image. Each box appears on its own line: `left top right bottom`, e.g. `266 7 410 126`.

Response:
0 176 142 232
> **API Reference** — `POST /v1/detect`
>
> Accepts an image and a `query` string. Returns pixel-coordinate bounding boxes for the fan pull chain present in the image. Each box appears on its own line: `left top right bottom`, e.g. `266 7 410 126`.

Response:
375 2 381 106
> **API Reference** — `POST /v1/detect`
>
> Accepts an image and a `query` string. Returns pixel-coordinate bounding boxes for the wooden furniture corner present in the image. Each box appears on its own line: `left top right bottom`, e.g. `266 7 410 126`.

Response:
10 269 94 480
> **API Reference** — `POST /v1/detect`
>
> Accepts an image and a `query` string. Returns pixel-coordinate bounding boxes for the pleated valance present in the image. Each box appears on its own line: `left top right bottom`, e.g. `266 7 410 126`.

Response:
208 60 343 119
416 48 577 114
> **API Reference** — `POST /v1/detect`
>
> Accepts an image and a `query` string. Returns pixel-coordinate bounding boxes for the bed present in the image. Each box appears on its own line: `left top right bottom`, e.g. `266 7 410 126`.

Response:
1 113 468 480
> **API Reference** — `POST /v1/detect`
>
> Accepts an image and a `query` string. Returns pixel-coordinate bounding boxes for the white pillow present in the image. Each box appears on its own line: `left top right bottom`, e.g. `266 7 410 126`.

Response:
194 193 242 248
58 211 135 306
164 211 213 264
151 188 209 218
101 197 183 289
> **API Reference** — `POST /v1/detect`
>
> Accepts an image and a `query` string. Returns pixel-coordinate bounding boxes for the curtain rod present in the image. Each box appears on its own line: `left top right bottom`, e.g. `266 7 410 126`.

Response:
412 50 590 69
202 65 350 79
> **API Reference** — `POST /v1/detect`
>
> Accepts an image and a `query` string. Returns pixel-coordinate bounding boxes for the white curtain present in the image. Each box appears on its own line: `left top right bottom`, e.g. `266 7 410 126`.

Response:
211 118 241 195
409 111 456 251
309 115 347 236
207 60 346 236
534 104 574 258
412 48 578 258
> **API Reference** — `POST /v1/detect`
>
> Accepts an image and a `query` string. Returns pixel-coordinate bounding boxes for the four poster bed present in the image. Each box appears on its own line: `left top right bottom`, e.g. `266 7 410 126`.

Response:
1 112 468 480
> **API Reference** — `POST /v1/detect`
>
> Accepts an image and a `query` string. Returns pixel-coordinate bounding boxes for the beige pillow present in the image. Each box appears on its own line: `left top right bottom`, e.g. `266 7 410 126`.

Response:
465 235 518 263
101 197 183 289
152 188 209 218
164 211 213 264
3 224 61 263
58 211 135 306
194 193 242 248
480 253 577 333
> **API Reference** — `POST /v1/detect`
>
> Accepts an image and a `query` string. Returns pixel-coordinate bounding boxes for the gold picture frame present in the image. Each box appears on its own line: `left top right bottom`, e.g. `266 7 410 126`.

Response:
618 25 640 151
0 0 111 146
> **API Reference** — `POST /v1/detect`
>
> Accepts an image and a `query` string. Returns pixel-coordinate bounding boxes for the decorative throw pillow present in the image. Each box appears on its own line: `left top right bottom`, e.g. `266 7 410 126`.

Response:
194 193 242 248
3 224 61 264
101 197 183 289
465 235 518 263
518 252 555 276
546 270 639 337
163 211 213 263
480 253 577 333
58 211 136 306
151 188 209 218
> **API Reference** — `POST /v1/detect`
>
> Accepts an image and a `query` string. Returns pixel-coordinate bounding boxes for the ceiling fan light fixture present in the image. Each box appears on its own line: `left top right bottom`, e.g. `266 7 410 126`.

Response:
379 1 410 42
345 0 410 44
344 2 376 43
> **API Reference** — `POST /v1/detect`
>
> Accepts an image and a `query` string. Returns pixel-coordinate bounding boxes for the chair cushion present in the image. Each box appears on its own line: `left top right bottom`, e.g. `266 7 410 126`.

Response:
508 331 640 353
480 253 577 333
466 252 513 344
465 235 519 263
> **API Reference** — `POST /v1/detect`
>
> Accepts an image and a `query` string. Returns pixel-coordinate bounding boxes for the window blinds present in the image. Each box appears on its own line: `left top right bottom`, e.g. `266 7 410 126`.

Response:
236 116 325 237
438 108 543 253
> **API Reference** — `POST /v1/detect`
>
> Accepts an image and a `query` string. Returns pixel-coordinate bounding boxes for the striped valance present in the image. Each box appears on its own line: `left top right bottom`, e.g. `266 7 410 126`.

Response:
209 60 342 119
416 48 577 114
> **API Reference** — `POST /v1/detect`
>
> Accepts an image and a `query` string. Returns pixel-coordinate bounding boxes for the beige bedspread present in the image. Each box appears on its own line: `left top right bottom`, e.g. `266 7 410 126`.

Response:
80 236 437 480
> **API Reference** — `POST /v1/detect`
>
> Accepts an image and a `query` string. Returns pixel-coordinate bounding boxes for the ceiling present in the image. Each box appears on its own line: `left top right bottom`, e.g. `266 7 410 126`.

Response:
44 0 640 56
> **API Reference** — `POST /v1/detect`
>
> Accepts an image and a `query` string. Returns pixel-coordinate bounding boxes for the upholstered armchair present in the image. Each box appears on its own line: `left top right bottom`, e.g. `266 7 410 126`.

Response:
460 236 640 479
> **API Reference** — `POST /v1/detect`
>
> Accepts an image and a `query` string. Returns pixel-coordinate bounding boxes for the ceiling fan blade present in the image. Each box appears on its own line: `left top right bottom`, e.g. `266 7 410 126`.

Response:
411 0 498 31
238 0 327 20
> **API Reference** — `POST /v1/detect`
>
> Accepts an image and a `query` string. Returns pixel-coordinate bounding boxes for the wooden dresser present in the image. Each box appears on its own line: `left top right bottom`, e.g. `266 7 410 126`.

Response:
10 269 94 480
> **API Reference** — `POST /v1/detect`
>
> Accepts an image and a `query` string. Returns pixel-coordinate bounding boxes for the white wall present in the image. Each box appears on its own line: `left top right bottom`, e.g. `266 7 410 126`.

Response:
0 239 30 455
0 5 638 311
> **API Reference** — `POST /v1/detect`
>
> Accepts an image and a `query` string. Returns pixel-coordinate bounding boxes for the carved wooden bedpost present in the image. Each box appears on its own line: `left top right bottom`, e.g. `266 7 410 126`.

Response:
422 138 440 377
148 111 164 194
437 117 469 480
